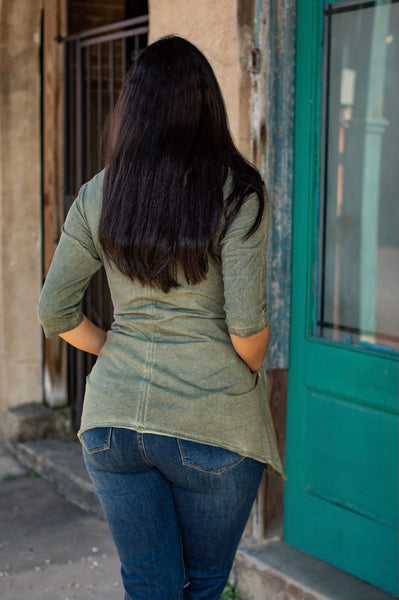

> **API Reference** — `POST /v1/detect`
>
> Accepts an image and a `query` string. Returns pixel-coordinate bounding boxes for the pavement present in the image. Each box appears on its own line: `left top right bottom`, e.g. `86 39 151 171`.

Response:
0 439 121 600
1 438 397 600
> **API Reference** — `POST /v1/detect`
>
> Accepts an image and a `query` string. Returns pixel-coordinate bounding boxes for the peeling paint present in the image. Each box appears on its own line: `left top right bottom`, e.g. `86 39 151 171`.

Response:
251 0 296 369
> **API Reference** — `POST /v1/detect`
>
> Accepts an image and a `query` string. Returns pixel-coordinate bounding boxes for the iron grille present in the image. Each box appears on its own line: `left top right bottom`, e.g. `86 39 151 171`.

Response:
63 16 148 428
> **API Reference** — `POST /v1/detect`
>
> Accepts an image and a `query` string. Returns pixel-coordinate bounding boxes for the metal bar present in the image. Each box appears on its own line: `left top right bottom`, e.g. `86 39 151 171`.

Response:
64 20 148 426
122 37 126 76
324 0 398 16
319 10 332 337
74 349 86 427
63 15 148 42
134 33 139 61
85 46 91 180
64 194 75 213
75 40 83 189
67 43 74 196
80 26 149 48
97 43 103 170
109 40 115 110
316 320 399 344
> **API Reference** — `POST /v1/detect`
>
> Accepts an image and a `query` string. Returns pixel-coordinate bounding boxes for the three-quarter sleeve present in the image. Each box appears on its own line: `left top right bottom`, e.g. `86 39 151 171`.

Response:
37 183 102 338
221 189 269 337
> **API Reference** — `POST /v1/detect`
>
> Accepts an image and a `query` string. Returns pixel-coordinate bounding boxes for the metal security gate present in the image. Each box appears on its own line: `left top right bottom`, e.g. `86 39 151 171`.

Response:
63 17 148 428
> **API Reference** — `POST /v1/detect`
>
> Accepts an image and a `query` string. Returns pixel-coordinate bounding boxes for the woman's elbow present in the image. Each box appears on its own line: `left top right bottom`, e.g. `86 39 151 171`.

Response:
37 298 49 327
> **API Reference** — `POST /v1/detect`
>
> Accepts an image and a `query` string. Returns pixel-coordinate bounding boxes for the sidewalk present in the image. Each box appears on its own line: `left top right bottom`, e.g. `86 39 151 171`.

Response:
0 439 121 600
1 438 397 600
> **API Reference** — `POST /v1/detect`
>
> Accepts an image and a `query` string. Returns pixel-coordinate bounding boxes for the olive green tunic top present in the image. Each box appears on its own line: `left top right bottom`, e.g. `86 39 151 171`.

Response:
37 170 285 478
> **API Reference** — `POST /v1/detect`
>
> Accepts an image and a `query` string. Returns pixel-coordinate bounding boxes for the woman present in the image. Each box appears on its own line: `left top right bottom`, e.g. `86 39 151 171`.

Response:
38 36 285 600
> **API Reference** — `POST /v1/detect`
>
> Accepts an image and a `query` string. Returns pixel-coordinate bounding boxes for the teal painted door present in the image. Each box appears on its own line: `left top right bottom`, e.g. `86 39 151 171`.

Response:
284 0 399 595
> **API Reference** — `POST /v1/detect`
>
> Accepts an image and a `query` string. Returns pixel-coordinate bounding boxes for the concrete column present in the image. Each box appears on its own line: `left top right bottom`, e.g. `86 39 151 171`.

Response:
0 0 43 425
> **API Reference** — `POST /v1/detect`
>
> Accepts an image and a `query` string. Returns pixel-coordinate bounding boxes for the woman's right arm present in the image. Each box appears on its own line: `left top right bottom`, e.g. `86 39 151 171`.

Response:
230 325 270 372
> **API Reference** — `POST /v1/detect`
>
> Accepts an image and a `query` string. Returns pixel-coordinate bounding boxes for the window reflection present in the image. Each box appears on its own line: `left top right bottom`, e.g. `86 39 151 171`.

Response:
318 0 399 351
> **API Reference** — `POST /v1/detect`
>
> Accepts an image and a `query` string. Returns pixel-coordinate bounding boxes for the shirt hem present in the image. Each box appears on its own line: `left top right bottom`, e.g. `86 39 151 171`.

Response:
77 422 286 479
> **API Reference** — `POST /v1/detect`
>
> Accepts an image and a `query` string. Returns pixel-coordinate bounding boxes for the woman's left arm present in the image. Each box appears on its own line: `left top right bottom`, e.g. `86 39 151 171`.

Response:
59 315 107 356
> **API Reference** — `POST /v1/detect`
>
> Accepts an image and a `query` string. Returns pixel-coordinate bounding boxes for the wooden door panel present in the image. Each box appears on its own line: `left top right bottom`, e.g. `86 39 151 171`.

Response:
304 389 398 527
285 482 399 594
304 341 398 413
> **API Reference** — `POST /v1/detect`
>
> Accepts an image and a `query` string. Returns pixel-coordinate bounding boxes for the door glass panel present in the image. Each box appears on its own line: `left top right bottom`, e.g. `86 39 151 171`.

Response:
318 0 399 351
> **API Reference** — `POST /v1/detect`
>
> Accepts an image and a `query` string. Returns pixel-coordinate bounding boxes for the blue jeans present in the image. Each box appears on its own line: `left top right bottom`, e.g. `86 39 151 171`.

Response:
81 427 264 600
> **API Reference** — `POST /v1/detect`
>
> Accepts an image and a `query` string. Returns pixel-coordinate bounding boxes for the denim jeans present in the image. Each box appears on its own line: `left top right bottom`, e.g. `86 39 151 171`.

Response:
81 427 264 600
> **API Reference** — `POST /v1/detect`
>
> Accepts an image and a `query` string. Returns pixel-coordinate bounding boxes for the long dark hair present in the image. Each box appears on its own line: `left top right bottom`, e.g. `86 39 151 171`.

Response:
99 35 264 292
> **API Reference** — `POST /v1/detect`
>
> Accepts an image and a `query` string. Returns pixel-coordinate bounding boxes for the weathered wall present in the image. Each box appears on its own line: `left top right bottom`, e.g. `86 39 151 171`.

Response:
248 0 296 537
0 0 43 424
263 0 295 370
148 0 254 157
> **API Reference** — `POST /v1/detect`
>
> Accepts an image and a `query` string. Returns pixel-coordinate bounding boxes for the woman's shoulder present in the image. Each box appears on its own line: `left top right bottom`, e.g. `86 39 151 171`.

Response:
221 169 268 234
76 170 105 224
81 170 105 205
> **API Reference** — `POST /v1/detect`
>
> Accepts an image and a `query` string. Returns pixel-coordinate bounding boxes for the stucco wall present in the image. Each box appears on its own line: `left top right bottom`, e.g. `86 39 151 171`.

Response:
0 0 43 420
148 0 253 157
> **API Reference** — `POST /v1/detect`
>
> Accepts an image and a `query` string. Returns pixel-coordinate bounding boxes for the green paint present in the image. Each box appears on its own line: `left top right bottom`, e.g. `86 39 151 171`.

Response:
284 0 399 595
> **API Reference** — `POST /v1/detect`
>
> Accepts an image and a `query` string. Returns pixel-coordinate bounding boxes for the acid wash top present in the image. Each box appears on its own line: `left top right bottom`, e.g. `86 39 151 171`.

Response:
37 170 285 478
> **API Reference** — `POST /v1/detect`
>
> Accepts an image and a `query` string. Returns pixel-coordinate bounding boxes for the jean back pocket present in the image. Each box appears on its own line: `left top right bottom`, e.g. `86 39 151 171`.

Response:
178 439 245 474
81 427 112 455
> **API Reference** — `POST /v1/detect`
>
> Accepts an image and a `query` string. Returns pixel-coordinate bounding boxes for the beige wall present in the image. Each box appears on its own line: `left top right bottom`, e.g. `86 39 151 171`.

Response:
0 0 255 424
148 0 254 157
0 0 43 422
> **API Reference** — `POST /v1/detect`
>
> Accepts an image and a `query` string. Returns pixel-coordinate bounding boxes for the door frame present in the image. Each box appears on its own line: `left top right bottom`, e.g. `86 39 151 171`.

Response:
283 0 398 594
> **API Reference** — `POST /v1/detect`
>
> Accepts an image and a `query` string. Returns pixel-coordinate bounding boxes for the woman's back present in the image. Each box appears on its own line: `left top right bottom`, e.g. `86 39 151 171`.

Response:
39 167 283 474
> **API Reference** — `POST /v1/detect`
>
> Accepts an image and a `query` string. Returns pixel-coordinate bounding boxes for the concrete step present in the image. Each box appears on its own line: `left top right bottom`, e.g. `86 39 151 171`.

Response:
11 439 397 600
233 540 397 600
12 439 103 518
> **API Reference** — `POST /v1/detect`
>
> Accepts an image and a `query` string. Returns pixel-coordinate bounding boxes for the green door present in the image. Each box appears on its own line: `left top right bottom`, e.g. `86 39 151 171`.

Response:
284 0 399 595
